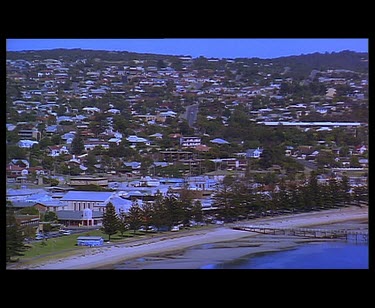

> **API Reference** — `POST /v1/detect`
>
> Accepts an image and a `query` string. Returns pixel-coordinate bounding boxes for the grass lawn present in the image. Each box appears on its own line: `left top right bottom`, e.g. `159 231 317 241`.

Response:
19 229 150 264
12 225 210 267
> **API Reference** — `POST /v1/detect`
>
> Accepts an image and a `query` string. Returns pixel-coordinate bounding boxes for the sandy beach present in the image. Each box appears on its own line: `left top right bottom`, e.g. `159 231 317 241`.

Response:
10 206 368 270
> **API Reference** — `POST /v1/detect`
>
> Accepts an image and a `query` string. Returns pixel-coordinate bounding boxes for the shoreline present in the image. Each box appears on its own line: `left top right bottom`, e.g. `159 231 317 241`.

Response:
9 206 368 270
108 217 368 270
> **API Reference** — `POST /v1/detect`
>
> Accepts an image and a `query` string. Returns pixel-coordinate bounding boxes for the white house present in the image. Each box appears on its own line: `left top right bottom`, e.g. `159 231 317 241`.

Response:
126 135 150 146
47 145 69 157
246 148 263 159
18 140 39 148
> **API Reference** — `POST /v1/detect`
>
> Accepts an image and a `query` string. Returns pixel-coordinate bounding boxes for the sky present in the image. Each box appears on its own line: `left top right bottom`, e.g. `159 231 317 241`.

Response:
6 38 368 59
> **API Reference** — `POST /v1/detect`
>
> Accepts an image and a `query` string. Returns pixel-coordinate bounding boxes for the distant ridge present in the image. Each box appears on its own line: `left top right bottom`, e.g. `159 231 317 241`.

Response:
7 49 368 78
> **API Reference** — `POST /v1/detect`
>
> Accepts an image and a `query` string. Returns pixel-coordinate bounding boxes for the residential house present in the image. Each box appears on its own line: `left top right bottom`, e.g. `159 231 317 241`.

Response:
246 148 263 159
47 145 69 157
28 166 50 176
6 164 28 182
84 140 110 151
355 145 367 155
358 158 369 168
11 159 30 169
45 125 59 136
126 135 150 147
149 133 163 139
123 162 142 174
17 140 39 148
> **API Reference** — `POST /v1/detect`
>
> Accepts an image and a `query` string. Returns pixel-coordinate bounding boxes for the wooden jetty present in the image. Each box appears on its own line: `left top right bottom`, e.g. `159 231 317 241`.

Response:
232 225 368 242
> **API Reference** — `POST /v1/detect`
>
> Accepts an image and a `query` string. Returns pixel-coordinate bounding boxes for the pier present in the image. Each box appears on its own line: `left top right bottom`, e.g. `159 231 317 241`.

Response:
232 225 368 243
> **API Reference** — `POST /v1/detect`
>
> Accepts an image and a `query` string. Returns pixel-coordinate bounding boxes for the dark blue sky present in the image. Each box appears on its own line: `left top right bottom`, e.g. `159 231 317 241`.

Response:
6 38 368 59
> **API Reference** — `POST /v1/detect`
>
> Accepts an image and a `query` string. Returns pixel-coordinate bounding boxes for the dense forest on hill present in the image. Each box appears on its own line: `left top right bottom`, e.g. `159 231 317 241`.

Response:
233 50 368 79
6 48 182 63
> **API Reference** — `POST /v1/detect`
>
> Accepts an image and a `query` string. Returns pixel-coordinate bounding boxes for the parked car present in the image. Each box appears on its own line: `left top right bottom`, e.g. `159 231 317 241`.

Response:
59 229 72 235
171 226 179 232
35 234 45 240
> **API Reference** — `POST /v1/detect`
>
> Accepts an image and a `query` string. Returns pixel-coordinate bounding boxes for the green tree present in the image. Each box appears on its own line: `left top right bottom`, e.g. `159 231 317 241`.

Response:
150 192 167 229
100 202 119 241
305 172 324 209
19 206 39 215
352 185 368 206
163 191 185 229
117 210 129 237
177 185 194 226
212 181 237 222
350 156 361 168
41 155 54 170
86 151 98 173
23 225 36 240
6 204 28 262
325 178 340 208
128 201 143 234
44 211 58 222
6 145 27 162
49 178 59 186
141 202 154 232
71 131 85 155
339 176 351 206
191 200 203 223
51 134 61 145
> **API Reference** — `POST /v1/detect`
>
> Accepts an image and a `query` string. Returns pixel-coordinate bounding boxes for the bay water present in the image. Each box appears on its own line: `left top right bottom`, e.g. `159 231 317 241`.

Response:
201 241 369 269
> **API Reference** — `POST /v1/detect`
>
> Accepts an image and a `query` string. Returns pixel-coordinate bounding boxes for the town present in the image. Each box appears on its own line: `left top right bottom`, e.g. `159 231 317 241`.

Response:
6 48 368 262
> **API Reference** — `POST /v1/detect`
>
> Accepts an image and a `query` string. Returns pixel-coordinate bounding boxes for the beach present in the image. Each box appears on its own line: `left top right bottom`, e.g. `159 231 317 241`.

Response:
10 206 368 270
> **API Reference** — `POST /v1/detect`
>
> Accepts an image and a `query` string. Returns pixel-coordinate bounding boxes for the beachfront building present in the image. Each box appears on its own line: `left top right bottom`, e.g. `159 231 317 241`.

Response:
57 208 103 227
59 191 114 212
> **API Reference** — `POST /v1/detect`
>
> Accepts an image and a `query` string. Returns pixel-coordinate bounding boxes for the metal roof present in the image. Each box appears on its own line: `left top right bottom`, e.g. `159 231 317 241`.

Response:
77 236 103 240
60 191 114 202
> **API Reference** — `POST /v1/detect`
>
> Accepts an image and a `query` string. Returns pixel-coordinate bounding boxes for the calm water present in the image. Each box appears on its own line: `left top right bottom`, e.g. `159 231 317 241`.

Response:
201 241 369 269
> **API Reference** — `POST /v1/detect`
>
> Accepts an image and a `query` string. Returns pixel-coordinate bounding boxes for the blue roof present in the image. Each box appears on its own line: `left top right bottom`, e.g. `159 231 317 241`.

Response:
110 196 132 213
77 236 103 240
60 191 114 202
34 200 66 207
153 162 169 167
210 138 229 144
123 161 141 168
7 188 46 196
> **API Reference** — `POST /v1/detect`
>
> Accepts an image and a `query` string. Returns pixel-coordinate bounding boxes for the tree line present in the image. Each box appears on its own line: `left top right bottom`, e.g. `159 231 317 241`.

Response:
211 173 368 223
101 189 203 240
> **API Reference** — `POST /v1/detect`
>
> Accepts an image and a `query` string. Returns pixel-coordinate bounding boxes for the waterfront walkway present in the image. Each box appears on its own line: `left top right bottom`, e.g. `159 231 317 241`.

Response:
232 225 368 242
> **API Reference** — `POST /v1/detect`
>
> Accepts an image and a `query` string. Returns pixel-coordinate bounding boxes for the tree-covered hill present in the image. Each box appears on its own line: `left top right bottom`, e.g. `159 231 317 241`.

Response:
7 49 368 77
6 48 184 63
234 50 368 79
